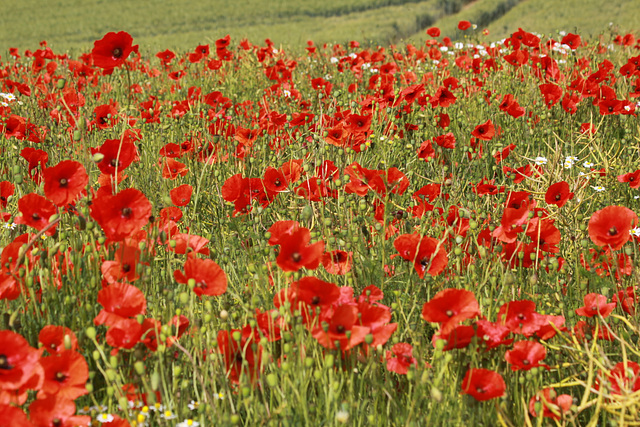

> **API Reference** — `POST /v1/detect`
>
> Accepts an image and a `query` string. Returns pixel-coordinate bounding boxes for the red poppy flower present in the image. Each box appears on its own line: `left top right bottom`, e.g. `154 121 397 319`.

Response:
358 302 397 346
539 83 563 107
0 181 14 210
535 314 566 340
159 206 183 224
312 305 369 351
575 293 616 318
417 140 435 162
460 368 505 401
156 49 176 66
433 132 456 149
42 160 88 207
169 184 193 206
266 220 300 246
92 31 136 69
282 276 341 322
0 330 41 392
433 325 475 350
263 167 288 194
561 33 581 50
161 157 189 179
529 388 573 420
545 181 574 208
90 188 152 242
38 326 78 355
612 286 637 315
137 318 162 352
0 404 31 426
20 147 48 183
422 289 480 334
217 326 262 384
476 319 513 350
393 233 448 278
322 250 353 275
2 115 26 139
617 170 640 189
426 27 440 37
105 318 143 350
497 300 547 336
276 228 325 272
93 138 138 176
174 258 227 297
170 233 210 257
494 143 516 164
94 282 147 327
386 343 417 375
38 350 88 400
14 193 58 236
605 361 640 395
588 205 638 250
101 244 143 284
29 395 90 426
254 309 284 342
505 341 548 371
93 103 119 129
471 119 495 141
458 20 472 31
430 86 457 108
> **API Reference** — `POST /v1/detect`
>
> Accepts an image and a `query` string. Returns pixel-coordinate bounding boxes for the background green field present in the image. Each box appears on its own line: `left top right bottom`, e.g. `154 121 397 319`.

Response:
0 0 639 54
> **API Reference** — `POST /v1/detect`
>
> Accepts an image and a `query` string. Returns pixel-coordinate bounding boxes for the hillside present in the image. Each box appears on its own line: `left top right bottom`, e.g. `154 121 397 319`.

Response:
0 0 638 54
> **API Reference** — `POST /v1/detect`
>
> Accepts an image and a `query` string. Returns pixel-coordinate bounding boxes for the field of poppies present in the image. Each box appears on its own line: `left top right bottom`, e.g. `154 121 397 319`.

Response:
1 23 640 426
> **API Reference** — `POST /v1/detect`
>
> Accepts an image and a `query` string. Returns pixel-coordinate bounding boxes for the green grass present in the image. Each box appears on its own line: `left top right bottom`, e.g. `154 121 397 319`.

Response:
484 0 640 41
2 7 640 426
0 0 441 54
406 0 640 44
4 0 637 56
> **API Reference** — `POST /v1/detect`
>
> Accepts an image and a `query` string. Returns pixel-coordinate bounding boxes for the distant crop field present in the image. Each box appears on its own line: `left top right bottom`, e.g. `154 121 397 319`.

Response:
0 0 442 54
1 0 637 55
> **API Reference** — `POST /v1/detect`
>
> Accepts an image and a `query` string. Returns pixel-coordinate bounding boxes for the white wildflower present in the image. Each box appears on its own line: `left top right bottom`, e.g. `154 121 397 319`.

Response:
534 156 548 166
96 414 114 423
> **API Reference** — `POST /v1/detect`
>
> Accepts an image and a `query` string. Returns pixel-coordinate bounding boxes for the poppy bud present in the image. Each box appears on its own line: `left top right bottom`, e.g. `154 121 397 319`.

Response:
325 354 334 368
151 371 160 391
134 361 145 375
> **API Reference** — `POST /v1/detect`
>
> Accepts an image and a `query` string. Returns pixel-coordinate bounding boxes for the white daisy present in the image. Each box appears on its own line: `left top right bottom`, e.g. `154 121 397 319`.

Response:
534 156 547 166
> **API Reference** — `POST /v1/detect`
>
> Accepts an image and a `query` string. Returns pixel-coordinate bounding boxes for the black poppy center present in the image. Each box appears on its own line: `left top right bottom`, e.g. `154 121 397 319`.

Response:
0 355 12 370
446 310 454 317
121 207 132 218
336 325 345 334
122 264 131 273
291 252 301 262
609 226 618 236
112 47 123 58
555 193 561 201
32 212 41 221
55 371 68 382
311 295 320 305
59 178 68 187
